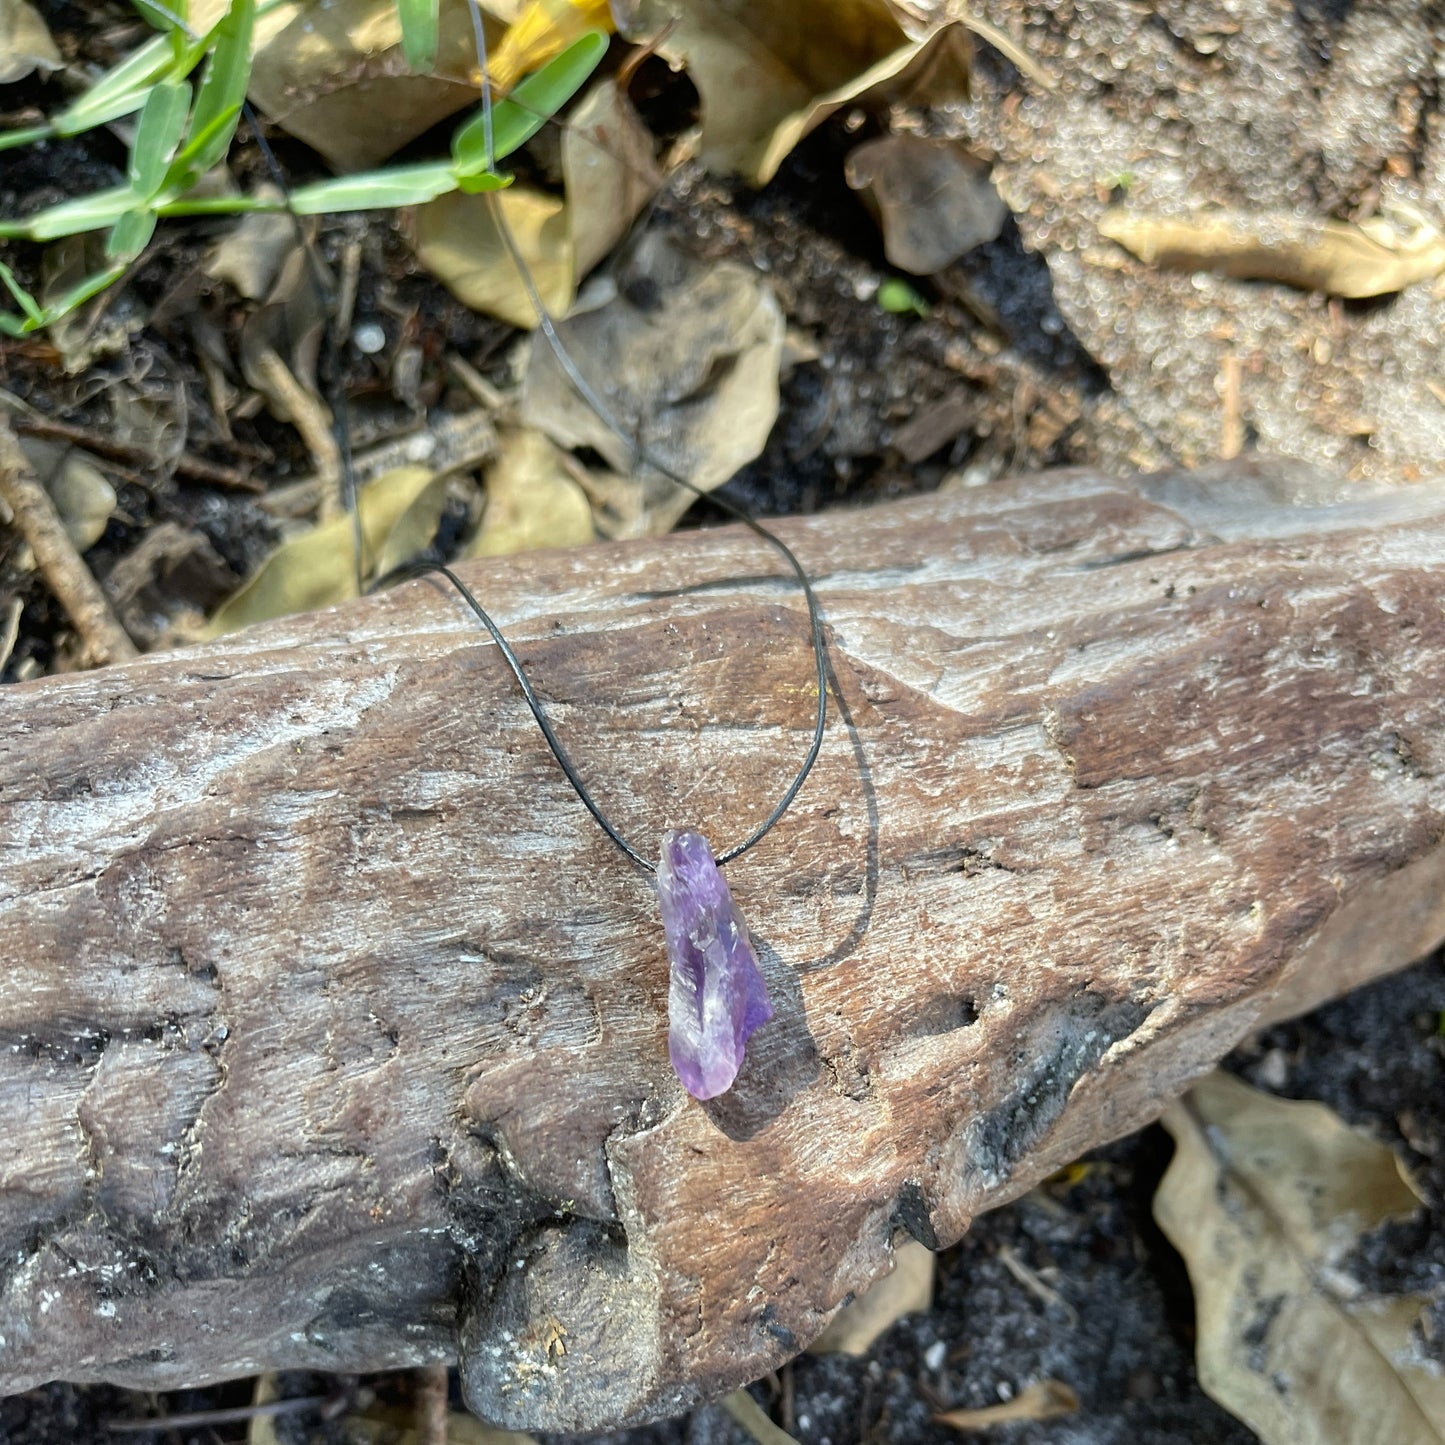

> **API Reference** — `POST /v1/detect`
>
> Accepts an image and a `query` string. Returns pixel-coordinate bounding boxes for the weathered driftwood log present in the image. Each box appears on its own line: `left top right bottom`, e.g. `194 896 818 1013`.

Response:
2 463 1444 1428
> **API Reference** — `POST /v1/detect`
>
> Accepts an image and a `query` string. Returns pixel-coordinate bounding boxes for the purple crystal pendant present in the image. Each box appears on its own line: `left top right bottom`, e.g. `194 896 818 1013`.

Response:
656 829 774 1100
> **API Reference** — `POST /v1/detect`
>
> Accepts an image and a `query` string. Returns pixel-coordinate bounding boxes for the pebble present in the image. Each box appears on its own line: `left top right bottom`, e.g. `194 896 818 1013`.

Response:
353 321 387 355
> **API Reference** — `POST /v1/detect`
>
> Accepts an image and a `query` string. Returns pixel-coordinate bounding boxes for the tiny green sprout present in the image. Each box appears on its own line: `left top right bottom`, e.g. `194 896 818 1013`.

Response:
877 277 931 318
0 13 608 335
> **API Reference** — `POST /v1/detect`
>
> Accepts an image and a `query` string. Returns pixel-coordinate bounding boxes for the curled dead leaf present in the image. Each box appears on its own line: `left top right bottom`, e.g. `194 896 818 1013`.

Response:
411 77 660 327
562 78 662 278
414 188 572 330
248 0 498 171
1099 204 1445 299
1156 1071 1443 1445
614 0 972 185
205 192 297 303
934 1379 1080 1431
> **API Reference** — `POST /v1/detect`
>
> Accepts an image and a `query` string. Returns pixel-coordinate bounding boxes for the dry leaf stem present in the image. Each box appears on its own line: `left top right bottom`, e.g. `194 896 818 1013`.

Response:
260 409 497 520
11 414 262 493
0 412 137 667
251 346 343 518
721 1388 802 1445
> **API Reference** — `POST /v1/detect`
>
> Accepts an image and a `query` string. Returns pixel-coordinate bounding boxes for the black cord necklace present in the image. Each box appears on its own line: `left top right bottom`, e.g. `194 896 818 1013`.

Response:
259 13 830 1101
408 210 829 1100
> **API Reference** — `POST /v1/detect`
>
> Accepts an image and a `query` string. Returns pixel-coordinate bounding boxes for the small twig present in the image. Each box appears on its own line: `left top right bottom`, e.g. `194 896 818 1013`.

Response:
104 1390 339 1434
0 412 137 667
333 239 363 345
260 409 497 519
11 414 261 493
415 1364 451 1445
0 596 22 673
997 1242 1079 1326
251 345 342 518
447 353 513 417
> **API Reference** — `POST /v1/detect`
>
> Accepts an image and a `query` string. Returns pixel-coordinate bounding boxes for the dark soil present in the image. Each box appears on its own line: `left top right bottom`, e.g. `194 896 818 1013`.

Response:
3 1 1443 1441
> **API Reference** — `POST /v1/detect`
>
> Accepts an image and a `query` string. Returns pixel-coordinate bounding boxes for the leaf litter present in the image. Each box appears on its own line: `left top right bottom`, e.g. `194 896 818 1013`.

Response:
1157 1070 1444 1445
520 230 785 536
0 0 60 85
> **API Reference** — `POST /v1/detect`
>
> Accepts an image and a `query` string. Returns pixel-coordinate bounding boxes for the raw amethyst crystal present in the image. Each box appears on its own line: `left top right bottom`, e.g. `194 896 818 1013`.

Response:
657 829 773 1100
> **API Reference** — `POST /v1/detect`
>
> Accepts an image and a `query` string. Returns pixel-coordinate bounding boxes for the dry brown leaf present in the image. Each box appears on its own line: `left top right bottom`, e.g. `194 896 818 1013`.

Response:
614 0 971 185
0 0 60 83
810 1240 935 1356
18 439 115 552
521 231 784 535
1099 205 1445 299
466 427 594 556
413 188 572 329
846 135 1006 275
205 192 297 302
202 465 449 637
247 0 501 172
412 76 660 327
935 1379 1080 1431
1157 1071 1443 1445
563 78 662 278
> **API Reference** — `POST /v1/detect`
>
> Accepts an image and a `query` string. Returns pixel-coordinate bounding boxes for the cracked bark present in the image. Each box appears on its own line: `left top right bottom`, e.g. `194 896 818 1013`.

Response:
2 463 1444 1429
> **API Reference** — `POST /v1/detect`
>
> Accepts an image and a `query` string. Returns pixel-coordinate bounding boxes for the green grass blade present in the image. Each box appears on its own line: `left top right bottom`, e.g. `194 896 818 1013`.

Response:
286 161 466 213
0 260 127 333
51 23 212 138
0 186 139 241
52 32 174 134
155 194 279 217
0 124 55 151
107 207 159 260
455 170 511 194
451 29 608 176
166 106 239 191
128 80 192 196
175 0 255 181
397 0 439 72
46 262 127 317
0 262 45 324
132 0 188 32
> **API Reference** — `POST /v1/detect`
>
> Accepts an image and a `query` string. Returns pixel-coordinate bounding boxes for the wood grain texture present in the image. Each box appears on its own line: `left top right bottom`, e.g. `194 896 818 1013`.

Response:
2 463 1443 1428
